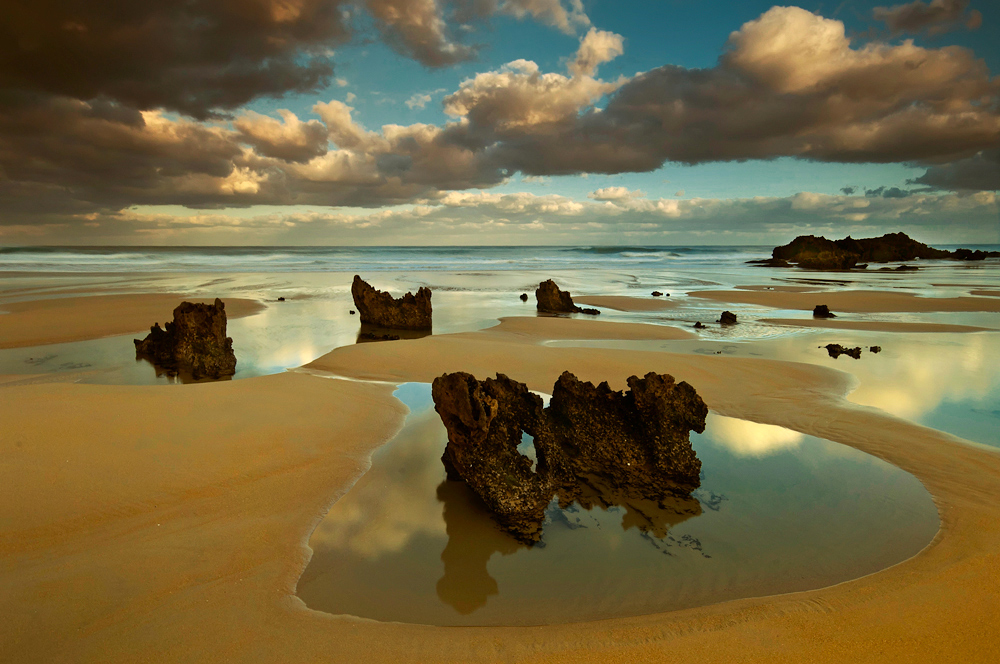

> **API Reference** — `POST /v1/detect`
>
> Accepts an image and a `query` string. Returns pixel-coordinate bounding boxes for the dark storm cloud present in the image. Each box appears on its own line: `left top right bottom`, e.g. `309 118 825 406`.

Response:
841 186 858 195
0 0 356 119
909 149 1000 191
873 0 982 35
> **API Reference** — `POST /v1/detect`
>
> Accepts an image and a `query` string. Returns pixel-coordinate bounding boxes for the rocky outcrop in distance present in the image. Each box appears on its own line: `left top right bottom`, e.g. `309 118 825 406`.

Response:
752 232 999 271
431 370 707 544
134 298 237 379
718 311 737 325
535 279 599 315
813 305 836 318
351 275 432 330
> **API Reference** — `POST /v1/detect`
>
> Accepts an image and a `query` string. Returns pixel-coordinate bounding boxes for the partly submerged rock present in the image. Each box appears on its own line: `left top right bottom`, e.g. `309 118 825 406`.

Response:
431 370 707 543
763 232 996 271
535 279 599 315
520 293 529 302
134 298 237 379
718 311 737 325
351 275 432 330
813 305 836 318
693 322 706 329
651 291 663 297
870 345 882 354
825 344 862 360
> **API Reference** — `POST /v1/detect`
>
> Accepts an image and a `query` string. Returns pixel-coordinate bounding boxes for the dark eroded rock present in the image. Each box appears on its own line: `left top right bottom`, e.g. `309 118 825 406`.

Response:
432 370 707 543
134 298 237 379
763 232 994 271
535 279 599 315
813 305 836 318
651 291 663 297
351 275 432 330
825 344 862 359
870 345 882 353
694 322 706 329
718 311 737 325
520 293 529 301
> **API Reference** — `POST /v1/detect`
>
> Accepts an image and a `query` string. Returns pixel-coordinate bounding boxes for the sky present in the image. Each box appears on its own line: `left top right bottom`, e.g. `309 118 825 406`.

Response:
0 0 997 246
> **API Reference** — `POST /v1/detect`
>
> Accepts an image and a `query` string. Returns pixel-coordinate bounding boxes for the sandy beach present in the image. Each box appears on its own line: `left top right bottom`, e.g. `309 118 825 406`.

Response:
0 294 265 349
2 287 999 663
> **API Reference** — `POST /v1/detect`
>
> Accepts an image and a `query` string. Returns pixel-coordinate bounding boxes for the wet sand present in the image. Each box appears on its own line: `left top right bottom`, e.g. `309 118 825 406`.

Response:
971 289 1000 298
573 295 677 312
0 294 265 349
1 293 999 662
690 289 1000 313
763 318 996 333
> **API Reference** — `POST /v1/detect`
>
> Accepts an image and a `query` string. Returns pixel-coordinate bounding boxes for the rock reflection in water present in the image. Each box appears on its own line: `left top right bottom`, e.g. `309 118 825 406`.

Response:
298 383 938 627
433 476 702 615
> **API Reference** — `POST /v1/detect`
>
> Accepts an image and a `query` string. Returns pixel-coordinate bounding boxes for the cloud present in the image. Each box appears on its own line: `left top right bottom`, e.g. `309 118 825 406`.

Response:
909 149 1000 191
841 186 858 195
13 188 996 245
497 0 590 34
473 6 1000 177
873 0 983 35
363 0 475 67
569 28 625 77
1 5 997 226
406 93 434 109
234 110 329 163
588 186 644 201
865 186 912 198
0 0 353 119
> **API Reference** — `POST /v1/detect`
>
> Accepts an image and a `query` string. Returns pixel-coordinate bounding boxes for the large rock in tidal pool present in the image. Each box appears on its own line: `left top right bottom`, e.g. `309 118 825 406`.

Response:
134 298 237 379
535 279 599 315
351 275 432 330
431 370 707 544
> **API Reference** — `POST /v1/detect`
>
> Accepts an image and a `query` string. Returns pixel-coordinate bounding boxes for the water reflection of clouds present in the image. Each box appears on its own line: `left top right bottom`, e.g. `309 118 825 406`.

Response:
705 413 803 457
308 409 447 559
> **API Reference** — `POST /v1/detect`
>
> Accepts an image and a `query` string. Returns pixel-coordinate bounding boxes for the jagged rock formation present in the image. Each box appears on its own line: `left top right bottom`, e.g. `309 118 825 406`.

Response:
825 344 862 360
520 293 529 301
134 298 237 379
756 232 999 270
351 275 432 330
813 305 836 318
694 322 706 329
431 370 707 543
535 279 599 315
718 311 737 325
870 346 882 354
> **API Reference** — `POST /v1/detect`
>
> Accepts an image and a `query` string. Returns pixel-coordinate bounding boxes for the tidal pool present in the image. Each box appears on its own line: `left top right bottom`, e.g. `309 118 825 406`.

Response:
297 382 939 626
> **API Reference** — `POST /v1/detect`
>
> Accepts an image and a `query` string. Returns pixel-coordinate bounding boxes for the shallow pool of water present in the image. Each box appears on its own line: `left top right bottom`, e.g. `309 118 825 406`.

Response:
297 382 939 626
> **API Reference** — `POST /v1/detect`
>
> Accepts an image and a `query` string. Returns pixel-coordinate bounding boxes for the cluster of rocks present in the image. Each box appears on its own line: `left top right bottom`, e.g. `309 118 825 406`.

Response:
824 344 881 360
813 305 835 318
432 370 707 543
535 279 599 315
134 298 237 379
750 232 999 271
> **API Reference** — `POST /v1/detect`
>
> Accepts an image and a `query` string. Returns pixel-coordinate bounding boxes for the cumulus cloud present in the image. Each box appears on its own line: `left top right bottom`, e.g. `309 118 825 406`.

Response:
490 0 590 34
234 110 329 163
476 6 1000 176
363 0 475 67
406 93 434 109
569 28 625 77
873 0 983 35
588 186 644 201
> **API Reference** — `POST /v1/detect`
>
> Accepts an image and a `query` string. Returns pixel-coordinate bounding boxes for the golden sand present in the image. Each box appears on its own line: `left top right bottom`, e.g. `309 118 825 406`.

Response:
762 318 996 333
0 294 265 349
2 294 999 663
